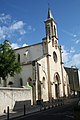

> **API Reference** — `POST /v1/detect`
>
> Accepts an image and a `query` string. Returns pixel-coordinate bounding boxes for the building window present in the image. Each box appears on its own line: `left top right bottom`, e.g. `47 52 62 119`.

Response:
51 21 53 27
54 40 57 49
54 72 60 84
53 51 57 63
20 78 23 86
28 77 32 86
24 50 28 57
52 38 54 47
51 21 54 36
46 24 51 39
54 25 56 37
43 77 46 89
18 53 20 63
55 75 58 81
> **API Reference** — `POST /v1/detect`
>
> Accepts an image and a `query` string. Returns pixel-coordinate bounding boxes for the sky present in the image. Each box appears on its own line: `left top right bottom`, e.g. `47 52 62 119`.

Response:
0 0 80 69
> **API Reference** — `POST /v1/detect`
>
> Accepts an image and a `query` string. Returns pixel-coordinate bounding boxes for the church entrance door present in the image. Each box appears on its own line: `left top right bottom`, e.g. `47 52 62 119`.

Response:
54 72 60 99
55 84 59 98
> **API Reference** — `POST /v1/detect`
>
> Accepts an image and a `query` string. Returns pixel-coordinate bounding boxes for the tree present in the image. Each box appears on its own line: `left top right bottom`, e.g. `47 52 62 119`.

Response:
0 40 21 87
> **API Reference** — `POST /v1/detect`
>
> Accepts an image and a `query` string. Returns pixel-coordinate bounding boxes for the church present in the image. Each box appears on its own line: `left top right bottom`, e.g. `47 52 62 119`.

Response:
12 8 70 103
3 8 79 104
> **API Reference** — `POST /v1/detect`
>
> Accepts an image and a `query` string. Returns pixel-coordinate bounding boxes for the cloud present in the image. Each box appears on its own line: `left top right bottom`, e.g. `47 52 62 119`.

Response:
10 21 26 35
62 29 77 38
73 34 77 37
73 34 80 44
61 45 70 63
0 13 36 42
75 39 80 44
0 13 11 25
70 47 75 53
0 13 26 41
70 53 80 67
11 43 28 49
27 25 36 32
62 45 80 68
0 26 8 39
22 44 28 47
62 29 80 45
11 43 21 49
27 25 32 30
10 21 24 30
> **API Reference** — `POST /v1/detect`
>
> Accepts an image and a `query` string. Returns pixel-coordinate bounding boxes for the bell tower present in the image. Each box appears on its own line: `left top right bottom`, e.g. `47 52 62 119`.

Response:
44 7 58 49
42 7 60 101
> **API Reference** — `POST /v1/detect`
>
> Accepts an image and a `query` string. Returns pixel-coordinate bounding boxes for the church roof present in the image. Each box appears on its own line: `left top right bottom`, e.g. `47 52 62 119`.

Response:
15 42 42 51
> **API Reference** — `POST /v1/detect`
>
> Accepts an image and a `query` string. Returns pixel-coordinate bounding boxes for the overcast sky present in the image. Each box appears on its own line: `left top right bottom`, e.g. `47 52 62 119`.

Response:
0 0 80 69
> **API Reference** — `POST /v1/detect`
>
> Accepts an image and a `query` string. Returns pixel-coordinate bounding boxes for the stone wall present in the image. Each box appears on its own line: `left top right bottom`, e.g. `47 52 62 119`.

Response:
0 87 33 114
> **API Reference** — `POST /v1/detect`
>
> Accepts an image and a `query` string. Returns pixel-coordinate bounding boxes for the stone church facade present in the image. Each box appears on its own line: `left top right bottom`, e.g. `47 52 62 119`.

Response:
1 8 72 104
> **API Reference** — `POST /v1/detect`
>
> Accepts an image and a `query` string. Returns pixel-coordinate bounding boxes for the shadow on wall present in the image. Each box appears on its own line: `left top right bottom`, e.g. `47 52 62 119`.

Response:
13 100 31 111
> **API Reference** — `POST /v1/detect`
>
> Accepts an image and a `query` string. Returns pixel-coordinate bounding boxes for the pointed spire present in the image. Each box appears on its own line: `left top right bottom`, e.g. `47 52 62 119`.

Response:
47 7 53 19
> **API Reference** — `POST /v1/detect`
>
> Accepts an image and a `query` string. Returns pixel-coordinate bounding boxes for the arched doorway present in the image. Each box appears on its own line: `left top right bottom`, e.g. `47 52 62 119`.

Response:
54 73 60 98
55 84 59 98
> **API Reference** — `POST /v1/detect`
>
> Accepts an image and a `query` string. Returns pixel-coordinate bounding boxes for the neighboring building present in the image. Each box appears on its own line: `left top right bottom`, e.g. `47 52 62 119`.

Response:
78 69 80 86
0 8 79 104
65 67 79 95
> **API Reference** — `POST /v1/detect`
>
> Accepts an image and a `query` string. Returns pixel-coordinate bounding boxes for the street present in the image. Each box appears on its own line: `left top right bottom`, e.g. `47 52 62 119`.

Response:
11 102 76 120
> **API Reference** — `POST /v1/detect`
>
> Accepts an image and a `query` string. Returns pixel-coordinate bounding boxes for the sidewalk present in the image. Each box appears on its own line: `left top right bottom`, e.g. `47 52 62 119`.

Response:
0 97 79 120
0 105 40 120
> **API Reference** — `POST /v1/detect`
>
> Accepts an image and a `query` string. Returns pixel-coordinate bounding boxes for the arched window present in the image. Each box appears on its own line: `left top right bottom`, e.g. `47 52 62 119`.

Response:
52 38 54 47
51 21 54 36
18 53 20 63
28 77 32 86
46 24 51 39
54 40 57 49
54 72 60 84
24 50 28 57
54 25 56 37
43 77 46 89
53 52 57 63
20 78 23 86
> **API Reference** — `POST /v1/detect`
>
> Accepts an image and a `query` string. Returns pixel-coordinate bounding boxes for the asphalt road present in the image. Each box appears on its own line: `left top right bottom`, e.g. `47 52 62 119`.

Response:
11 103 76 120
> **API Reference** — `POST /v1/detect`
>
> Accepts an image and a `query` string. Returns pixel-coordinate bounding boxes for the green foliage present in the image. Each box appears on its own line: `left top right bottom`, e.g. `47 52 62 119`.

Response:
0 40 21 82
